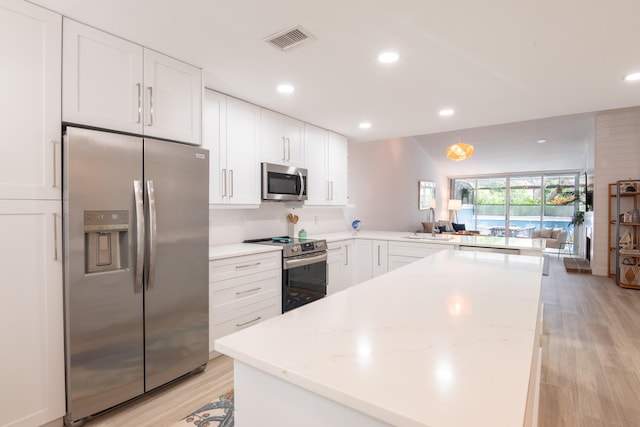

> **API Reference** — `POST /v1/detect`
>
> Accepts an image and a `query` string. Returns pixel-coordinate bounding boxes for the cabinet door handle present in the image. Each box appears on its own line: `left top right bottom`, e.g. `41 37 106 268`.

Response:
136 83 142 123
330 181 334 201
287 137 291 161
377 245 381 266
236 316 261 327
147 86 154 126
52 213 58 261
51 139 58 188
236 262 261 269
327 181 331 201
221 169 227 197
229 169 234 197
236 287 261 296
282 137 286 161
345 245 349 266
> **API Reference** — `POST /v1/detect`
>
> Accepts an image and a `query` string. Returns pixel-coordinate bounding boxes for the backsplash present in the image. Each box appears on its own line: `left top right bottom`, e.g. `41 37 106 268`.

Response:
209 203 353 246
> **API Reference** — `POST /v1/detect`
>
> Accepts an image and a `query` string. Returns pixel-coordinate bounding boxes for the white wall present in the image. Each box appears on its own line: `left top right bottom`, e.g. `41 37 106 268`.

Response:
347 137 446 232
209 204 350 246
592 106 640 277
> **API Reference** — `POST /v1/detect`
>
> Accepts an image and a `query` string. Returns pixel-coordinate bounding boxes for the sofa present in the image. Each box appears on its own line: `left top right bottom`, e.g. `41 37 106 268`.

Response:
421 220 480 235
532 228 568 251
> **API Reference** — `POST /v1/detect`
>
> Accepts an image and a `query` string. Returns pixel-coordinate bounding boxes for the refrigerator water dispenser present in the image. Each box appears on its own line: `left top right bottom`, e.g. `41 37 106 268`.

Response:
84 210 129 273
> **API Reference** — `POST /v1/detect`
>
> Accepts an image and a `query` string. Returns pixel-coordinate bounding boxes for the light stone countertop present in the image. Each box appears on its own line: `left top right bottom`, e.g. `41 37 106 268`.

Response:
208 230 545 261
312 230 546 252
208 243 282 261
215 249 543 426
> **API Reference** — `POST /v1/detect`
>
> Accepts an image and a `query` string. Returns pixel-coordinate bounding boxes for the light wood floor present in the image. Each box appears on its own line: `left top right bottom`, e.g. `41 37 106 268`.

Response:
83 256 640 426
83 356 233 426
539 255 640 427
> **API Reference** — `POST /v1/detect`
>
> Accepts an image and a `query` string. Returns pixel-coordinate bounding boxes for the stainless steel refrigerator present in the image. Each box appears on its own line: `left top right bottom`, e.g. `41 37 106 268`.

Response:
62 126 209 425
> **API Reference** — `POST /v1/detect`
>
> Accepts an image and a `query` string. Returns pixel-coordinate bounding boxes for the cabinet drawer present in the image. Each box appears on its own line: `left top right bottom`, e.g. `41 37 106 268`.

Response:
209 251 281 282
211 269 281 312
327 244 345 262
210 296 281 357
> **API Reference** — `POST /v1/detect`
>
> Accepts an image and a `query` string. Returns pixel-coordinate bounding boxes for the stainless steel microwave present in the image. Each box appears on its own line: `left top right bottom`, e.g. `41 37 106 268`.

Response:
262 162 308 201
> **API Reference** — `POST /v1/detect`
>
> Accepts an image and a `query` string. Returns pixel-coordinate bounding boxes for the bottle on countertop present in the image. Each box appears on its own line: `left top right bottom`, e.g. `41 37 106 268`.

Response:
298 229 307 240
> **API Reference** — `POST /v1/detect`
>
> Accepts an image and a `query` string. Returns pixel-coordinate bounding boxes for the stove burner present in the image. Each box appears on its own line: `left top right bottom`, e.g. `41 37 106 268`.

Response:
244 236 327 258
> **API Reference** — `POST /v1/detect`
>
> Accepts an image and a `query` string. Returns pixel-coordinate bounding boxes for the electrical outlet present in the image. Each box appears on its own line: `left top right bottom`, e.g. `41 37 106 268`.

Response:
314 216 319 225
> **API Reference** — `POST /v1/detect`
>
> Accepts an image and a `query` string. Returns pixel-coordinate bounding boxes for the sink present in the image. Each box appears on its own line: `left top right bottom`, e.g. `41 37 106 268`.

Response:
404 234 453 241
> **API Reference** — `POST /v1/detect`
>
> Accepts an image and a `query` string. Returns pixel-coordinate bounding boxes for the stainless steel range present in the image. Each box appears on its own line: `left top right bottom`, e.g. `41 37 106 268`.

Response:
244 236 327 312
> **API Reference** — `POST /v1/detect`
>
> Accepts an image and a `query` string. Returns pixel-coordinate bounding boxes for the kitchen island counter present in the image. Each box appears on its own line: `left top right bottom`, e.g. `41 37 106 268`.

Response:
215 250 543 426
312 230 545 255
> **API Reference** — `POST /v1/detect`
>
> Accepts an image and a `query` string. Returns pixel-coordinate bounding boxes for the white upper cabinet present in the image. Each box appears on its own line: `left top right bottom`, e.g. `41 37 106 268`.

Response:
328 132 348 205
0 0 61 200
62 18 142 135
304 125 348 206
203 89 260 205
204 89 226 204
260 109 304 167
225 97 261 204
63 19 202 145
143 49 202 144
304 124 329 205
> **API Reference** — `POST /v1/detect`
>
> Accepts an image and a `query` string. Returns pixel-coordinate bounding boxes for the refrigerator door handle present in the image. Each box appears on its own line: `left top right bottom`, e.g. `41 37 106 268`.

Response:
134 180 145 293
146 180 157 290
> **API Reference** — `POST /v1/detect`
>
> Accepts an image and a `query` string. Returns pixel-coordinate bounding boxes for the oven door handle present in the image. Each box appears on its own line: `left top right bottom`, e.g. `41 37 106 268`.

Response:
283 252 327 270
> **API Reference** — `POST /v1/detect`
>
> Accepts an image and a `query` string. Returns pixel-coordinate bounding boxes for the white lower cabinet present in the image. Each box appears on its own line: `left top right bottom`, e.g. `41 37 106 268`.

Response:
387 241 449 271
209 251 282 358
327 239 353 295
0 200 65 427
352 239 388 285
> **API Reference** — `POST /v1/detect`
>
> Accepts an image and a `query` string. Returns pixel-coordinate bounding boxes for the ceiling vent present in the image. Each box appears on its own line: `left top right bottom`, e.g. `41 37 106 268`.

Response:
264 25 314 51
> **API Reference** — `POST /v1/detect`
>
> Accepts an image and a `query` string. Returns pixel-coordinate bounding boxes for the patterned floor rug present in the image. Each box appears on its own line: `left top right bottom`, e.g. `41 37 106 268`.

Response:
173 390 234 427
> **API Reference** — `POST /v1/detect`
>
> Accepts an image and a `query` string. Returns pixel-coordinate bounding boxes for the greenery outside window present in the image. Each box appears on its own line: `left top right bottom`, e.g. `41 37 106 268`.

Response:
451 173 581 251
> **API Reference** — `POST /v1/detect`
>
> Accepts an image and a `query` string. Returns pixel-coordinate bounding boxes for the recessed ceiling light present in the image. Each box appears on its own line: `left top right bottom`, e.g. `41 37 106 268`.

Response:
439 109 455 117
277 84 294 93
359 122 372 129
378 52 399 64
624 72 640 82
536 139 547 144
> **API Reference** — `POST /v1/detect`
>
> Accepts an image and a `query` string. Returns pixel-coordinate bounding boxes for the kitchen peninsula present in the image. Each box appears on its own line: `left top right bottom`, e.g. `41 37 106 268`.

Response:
315 230 546 256
215 250 544 426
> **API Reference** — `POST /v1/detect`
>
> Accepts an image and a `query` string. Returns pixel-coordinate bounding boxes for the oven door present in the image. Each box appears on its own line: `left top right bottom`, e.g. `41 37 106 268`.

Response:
282 252 327 312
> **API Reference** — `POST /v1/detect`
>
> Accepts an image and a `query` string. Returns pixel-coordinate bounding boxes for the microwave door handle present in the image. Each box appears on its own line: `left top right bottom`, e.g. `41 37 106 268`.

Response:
298 171 304 200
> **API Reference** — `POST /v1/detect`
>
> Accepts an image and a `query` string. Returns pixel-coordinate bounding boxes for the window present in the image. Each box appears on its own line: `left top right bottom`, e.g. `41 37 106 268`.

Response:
451 173 580 247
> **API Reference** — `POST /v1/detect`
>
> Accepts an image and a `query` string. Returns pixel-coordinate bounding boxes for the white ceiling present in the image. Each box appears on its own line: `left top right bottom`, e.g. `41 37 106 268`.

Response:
31 0 640 174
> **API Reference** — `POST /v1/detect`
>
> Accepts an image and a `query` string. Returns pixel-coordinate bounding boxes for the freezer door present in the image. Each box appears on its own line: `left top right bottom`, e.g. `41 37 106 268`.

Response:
143 139 209 391
63 127 144 422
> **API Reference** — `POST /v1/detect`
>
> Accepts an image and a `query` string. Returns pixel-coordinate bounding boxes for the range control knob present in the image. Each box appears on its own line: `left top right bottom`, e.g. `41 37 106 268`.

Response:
290 244 301 253
315 241 326 250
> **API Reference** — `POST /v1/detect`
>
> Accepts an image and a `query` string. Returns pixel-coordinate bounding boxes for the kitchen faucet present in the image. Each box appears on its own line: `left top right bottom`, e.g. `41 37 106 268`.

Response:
428 207 436 237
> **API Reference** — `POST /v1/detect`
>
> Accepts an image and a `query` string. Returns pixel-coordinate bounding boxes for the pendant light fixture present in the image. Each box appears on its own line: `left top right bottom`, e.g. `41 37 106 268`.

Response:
446 141 474 161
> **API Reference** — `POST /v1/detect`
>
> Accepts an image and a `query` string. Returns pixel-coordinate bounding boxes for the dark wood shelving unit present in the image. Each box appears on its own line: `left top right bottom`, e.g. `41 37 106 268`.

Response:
609 181 640 289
